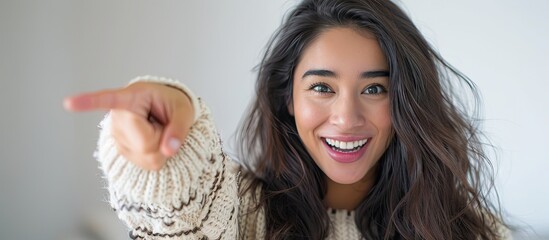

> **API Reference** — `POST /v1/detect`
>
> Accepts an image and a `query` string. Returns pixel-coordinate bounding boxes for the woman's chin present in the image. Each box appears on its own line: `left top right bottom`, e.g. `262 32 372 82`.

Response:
325 172 364 185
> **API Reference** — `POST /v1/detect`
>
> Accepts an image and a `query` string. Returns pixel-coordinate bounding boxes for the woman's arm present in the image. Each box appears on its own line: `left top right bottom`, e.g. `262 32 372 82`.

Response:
66 76 241 239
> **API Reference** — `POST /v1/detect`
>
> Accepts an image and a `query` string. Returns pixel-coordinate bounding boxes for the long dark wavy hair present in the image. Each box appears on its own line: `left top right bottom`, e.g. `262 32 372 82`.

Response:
237 0 506 239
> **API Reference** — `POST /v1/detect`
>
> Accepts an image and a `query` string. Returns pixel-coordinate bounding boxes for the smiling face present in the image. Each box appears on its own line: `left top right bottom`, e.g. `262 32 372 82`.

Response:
291 27 393 185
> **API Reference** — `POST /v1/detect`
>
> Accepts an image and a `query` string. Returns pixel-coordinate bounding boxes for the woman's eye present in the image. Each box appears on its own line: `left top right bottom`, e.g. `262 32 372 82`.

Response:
363 84 387 95
309 83 333 93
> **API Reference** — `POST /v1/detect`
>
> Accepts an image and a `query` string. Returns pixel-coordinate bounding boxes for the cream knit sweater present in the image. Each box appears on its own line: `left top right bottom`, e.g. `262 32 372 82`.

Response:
96 76 510 240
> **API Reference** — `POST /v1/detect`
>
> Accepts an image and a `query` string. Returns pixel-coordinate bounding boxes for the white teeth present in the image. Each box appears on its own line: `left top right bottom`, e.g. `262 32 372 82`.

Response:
325 138 368 150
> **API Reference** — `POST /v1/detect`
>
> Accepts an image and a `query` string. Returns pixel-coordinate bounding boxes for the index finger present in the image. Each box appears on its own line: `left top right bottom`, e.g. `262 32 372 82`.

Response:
63 89 133 112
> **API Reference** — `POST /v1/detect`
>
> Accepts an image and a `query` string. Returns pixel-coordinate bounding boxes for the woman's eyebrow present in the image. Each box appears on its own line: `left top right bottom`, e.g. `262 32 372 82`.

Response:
302 69 389 79
361 70 389 78
302 69 336 78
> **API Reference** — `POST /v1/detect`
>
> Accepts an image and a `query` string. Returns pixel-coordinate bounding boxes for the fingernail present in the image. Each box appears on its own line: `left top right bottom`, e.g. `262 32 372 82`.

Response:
169 138 181 151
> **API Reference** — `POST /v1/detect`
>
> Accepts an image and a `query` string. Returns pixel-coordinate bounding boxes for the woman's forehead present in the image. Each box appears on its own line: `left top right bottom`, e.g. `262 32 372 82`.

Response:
295 27 388 75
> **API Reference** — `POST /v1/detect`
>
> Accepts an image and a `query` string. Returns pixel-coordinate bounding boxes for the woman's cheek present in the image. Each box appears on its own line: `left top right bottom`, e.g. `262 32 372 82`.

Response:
295 99 326 132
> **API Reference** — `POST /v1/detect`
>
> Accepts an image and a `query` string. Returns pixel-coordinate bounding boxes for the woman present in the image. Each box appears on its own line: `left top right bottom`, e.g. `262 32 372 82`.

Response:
65 0 509 239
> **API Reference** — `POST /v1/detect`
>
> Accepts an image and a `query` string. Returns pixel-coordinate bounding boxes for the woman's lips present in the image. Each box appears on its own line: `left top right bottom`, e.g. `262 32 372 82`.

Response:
322 137 370 163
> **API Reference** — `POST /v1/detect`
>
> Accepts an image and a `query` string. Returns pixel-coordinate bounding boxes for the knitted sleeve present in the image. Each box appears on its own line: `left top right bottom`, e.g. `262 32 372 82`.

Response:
95 76 241 239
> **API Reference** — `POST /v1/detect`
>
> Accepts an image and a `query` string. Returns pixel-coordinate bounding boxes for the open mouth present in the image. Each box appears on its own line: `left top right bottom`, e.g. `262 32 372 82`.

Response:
324 138 368 153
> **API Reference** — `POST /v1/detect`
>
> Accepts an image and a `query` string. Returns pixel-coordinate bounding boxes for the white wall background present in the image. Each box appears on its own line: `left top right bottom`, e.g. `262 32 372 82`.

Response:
0 0 547 239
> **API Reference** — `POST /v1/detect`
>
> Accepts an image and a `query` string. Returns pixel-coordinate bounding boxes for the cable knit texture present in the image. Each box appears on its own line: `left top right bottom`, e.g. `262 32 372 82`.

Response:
96 76 510 240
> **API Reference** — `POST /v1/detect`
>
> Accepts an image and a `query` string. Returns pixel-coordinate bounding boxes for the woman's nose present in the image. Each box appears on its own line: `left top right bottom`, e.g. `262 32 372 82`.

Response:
329 94 365 130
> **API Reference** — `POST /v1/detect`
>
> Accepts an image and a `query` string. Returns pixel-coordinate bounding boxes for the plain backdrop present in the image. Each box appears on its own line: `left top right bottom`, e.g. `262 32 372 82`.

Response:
1 0 547 239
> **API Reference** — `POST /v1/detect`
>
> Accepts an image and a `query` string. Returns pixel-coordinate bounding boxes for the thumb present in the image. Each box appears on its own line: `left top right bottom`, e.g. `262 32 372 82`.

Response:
160 110 190 157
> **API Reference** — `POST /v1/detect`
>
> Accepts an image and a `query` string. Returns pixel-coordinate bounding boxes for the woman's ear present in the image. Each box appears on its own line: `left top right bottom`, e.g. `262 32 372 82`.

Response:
287 101 294 116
